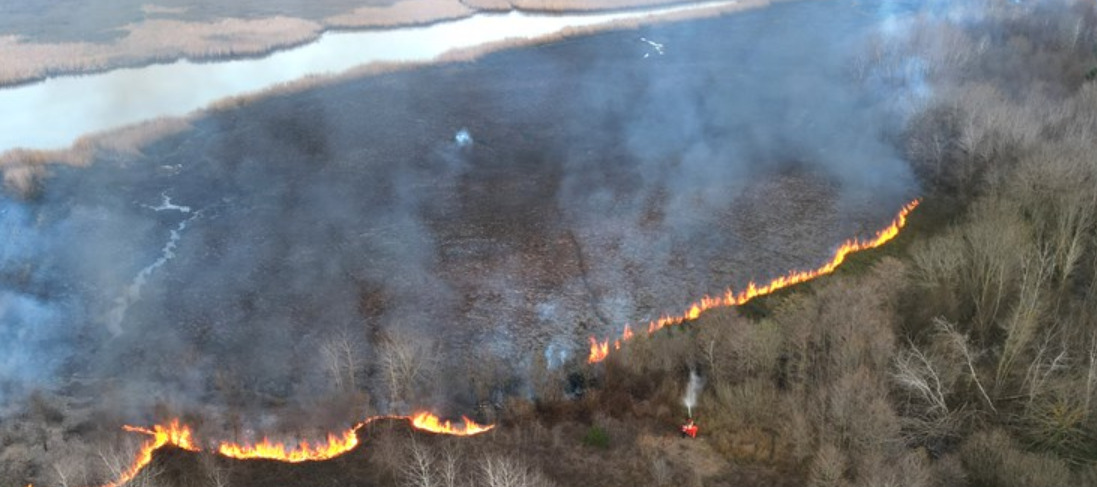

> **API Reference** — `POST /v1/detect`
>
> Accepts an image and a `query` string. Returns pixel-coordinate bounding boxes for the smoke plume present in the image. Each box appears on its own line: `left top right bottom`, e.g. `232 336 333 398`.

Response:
0 0 963 434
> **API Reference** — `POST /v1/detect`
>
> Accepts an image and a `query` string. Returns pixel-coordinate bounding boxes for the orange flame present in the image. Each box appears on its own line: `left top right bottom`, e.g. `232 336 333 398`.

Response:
88 412 492 486
588 199 920 363
214 412 492 463
99 420 198 487
217 429 359 462
409 411 495 436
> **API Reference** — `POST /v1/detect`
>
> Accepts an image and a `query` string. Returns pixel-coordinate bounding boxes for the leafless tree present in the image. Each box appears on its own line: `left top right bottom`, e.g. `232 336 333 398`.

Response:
50 457 90 487
439 442 463 487
1021 333 1069 407
996 248 1052 387
1087 332 1097 417
378 329 439 407
961 199 1030 339
401 438 438 487
894 342 950 417
808 443 847 487
479 455 555 487
935 318 996 413
649 456 672 487
199 452 231 487
320 326 364 393
99 442 163 487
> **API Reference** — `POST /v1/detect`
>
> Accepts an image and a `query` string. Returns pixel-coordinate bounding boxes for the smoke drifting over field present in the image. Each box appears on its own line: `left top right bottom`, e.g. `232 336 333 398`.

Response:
0 0 963 431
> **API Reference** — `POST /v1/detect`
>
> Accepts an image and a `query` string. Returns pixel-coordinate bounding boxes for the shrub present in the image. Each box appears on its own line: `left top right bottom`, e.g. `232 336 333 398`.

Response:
960 430 1073 487
581 425 610 449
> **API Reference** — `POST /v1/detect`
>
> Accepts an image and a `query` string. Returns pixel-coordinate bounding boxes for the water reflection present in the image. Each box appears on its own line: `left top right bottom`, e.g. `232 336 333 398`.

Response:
0 1 733 154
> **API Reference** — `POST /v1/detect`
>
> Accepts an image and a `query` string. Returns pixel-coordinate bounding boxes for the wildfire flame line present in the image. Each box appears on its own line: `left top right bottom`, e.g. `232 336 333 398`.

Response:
99 420 199 487
49 200 918 487
90 412 492 487
588 199 921 363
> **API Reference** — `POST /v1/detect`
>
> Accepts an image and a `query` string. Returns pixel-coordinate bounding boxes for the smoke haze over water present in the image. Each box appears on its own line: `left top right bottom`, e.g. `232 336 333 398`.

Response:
0 0 949 425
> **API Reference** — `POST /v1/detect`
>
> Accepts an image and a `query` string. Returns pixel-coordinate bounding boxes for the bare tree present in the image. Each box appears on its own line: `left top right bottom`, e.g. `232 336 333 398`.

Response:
1087 332 1097 417
199 452 231 487
935 318 996 413
50 458 90 487
439 442 463 487
1021 334 1068 407
99 442 163 487
479 455 555 487
1009 144 1097 298
320 326 364 393
378 329 439 407
961 199 1030 340
401 438 438 487
996 248 1052 387
52 463 72 487
808 443 847 487
894 342 950 417
649 456 672 487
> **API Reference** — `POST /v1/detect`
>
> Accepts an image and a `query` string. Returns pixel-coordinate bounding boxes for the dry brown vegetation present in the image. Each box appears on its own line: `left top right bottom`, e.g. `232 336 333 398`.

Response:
0 17 323 86
462 0 696 12
0 117 191 196
323 0 473 29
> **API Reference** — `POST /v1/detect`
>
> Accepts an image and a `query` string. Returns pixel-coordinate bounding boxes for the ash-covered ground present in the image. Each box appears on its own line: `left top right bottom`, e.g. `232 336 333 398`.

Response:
0 0 920 427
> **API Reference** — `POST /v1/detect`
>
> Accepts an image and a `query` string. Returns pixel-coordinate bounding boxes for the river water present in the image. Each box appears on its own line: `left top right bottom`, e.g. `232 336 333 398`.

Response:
0 1 737 154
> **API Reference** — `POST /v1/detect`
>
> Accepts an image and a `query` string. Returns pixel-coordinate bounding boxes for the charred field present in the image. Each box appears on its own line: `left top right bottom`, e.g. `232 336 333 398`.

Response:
7 0 913 424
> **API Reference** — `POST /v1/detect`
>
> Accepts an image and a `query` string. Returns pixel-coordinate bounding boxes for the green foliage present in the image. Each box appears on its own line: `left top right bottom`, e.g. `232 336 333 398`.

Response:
582 425 610 449
1086 66 1097 82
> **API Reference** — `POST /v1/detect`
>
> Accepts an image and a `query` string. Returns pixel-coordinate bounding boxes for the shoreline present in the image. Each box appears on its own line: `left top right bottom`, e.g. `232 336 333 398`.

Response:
0 0 774 196
0 0 773 89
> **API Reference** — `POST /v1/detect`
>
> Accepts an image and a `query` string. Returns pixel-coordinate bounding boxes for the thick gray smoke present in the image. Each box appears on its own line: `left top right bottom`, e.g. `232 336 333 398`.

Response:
0 0 950 429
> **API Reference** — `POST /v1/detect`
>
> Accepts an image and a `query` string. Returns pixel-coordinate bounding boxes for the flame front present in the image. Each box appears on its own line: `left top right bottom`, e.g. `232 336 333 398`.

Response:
70 201 918 487
217 429 359 462
99 420 198 487
88 412 492 487
410 411 495 436
588 199 920 363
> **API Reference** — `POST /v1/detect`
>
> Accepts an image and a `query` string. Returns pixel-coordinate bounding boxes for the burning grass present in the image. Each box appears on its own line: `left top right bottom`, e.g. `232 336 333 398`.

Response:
587 199 920 363
79 413 492 487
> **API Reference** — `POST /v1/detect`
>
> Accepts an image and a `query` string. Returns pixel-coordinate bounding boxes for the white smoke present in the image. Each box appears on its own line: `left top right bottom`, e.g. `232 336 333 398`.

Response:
682 369 704 418
454 128 473 147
